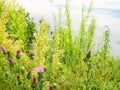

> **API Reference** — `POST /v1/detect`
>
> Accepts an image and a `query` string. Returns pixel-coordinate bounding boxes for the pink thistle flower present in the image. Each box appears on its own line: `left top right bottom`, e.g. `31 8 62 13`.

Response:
35 66 44 72
0 46 4 51
16 49 21 54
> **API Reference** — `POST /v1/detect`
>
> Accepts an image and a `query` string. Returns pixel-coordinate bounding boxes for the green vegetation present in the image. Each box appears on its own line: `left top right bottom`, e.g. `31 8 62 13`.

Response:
0 0 120 90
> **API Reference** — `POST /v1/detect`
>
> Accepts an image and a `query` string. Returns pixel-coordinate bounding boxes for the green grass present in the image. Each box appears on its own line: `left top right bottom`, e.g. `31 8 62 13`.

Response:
0 0 120 90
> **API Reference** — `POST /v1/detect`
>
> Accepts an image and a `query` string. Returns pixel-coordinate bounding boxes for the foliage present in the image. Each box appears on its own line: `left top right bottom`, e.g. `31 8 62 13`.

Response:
0 0 120 90
4 0 36 52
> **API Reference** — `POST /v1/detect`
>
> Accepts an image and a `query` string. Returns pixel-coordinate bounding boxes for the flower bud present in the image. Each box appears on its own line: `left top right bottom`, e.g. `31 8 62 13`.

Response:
31 77 38 89
86 50 92 59
16 50 21 59
17 75 22 85
16 54 21 59
7 51 12 59
8 58 14 66
49 85 53 90
17 75 20 80
27 70 32 79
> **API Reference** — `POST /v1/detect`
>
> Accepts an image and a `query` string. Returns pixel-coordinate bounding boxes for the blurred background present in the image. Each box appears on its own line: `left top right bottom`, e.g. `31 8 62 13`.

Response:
16 0 120 57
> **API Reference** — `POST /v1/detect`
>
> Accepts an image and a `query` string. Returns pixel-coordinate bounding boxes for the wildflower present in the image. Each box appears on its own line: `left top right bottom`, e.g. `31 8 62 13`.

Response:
7 51 12 59
8 58 12 63
27 70 32 79
28 70 32 74
86 50 92 59
83 50 92 62
38 72 43 81
8 58 13 66
88 50 92 55
0 46 6 55
17 75 22 85
16 49 21 59
35 66 44 72
35 66 44 81
0 46 4 50
16 49 21 54
31 77 38 89
33 77 37 83
17 75 20 80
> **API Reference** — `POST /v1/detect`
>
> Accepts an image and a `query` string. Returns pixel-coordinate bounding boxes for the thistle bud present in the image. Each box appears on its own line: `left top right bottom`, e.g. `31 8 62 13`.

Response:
7 51 12 59
86 50 92 59
49 85 53 90
31 77 38 89
8 58 14 66
17 75 22 85
16 50 21 59
27 70 32 79
17 75 20 80
0 46 7 55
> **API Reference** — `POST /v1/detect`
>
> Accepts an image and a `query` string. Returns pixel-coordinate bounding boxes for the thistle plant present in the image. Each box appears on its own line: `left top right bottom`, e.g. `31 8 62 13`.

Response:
31 77 38 89
16 49 21 59
84 50 92 89
27 70 32 80
8 58 14 66
79 1 95 56
0 0 120 90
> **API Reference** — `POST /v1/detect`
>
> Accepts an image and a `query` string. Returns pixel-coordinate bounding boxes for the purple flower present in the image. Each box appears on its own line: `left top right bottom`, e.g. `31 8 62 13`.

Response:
35 66 44 72
16 50 21 54
0 46 4 51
